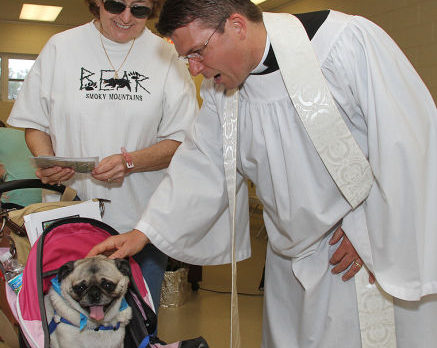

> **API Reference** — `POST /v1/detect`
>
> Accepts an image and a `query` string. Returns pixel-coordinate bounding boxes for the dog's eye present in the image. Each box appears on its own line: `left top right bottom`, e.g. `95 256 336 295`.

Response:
72 282 87 296
101 279 116 292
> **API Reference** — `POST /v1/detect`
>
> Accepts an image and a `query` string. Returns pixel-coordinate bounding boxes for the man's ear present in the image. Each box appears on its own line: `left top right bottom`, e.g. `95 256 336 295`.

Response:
58 261 75 283
228 13 247 39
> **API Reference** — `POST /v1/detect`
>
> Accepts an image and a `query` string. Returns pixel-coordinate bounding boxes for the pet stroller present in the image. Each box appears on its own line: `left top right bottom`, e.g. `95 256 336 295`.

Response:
1 180 208 348
0 179 81 347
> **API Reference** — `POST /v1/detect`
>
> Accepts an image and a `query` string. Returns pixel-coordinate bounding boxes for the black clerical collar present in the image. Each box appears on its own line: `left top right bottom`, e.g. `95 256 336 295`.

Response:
250 10 330 76
250 44 279 75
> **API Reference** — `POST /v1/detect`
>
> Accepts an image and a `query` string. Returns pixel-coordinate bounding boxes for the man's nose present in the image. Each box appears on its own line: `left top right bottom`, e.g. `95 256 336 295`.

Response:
188 59 204 76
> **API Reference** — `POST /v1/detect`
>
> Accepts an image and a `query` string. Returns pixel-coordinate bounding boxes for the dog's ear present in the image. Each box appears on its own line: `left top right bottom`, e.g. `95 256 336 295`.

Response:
57 261 75 283
114 258 131 277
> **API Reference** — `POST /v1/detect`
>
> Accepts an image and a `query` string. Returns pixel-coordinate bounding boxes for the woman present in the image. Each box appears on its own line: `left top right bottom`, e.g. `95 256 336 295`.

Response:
7 0 198 312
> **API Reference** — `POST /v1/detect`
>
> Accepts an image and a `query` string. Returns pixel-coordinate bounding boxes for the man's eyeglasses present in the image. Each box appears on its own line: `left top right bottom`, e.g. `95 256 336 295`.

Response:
103 0 152 19
178 19 226 63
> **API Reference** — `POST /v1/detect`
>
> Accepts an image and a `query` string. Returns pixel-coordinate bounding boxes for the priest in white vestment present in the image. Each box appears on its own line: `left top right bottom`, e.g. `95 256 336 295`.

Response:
89 1 437 347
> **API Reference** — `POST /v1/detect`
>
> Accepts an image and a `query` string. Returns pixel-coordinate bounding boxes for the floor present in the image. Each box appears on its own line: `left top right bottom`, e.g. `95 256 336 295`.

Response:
158 195 267 348
157 287 264 347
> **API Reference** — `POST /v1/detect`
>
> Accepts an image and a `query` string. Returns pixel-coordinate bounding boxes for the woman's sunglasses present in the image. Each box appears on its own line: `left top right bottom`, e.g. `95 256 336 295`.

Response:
103 0 152 19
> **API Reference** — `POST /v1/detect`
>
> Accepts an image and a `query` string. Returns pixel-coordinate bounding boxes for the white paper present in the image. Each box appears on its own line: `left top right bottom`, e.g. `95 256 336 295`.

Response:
30 156 99 173
23 200 102 246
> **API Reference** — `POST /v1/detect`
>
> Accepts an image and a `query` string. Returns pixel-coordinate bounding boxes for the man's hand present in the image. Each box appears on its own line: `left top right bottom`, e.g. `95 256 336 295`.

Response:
36 166 75 185
329 226 375 283
87 229 149 259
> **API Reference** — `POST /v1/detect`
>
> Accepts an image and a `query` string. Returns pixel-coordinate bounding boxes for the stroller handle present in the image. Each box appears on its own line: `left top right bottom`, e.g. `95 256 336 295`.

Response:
0 179 80 201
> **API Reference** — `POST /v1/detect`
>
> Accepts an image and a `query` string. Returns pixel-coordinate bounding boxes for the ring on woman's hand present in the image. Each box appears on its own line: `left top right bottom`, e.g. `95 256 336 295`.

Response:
353 260 362 268
107 178 112 183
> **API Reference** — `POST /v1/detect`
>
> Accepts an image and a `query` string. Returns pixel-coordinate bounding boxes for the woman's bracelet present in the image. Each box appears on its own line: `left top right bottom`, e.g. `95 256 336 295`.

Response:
121 147 134 169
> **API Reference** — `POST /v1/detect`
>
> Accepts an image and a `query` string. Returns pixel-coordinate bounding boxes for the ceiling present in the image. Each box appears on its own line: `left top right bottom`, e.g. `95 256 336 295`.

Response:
2 0 93 27
1 0 292 28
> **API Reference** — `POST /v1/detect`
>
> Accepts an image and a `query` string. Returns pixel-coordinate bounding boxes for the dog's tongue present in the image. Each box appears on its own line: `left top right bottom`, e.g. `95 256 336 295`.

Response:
89 306 105 321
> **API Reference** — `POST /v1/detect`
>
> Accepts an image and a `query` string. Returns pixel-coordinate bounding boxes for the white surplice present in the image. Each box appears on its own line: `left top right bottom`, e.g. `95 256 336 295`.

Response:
136 10 437 347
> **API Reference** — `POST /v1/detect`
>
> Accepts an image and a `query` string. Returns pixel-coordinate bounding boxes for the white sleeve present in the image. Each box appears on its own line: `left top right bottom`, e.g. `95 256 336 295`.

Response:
157 51 198 142
136 82 251 265
335 17 437 300
7 39 56 132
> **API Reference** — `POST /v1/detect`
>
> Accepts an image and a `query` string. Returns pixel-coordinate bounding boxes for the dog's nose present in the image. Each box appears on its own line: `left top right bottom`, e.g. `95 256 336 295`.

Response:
88 286 101 302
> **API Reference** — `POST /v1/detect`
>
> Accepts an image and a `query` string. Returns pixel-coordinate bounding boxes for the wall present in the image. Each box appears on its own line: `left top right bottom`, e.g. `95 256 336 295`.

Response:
0 22 71 55
275 0 437 102
0 21 72 124
1 1 435 124
192 74 204 106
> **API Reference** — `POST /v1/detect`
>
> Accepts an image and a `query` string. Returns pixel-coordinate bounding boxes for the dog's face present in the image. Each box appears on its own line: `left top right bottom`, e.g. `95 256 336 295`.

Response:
57 255 130 322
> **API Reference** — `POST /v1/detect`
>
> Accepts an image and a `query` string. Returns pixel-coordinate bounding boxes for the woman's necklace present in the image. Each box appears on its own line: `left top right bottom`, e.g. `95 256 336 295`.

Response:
99 31 135 79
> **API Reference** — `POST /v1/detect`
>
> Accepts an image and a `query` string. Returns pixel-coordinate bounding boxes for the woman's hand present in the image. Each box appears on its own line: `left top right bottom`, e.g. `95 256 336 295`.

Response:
25 128 75 185
0 163 6 183
91 154 128 184
36 166 75 185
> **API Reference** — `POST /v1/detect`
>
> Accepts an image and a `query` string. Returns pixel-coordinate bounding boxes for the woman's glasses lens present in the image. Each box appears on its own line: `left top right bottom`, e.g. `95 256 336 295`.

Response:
103 1 151 19
104 1 125 14
130 6 151 18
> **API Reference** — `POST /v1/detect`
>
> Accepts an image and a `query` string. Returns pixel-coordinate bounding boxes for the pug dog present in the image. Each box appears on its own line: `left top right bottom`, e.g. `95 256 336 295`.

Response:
45 255 132 348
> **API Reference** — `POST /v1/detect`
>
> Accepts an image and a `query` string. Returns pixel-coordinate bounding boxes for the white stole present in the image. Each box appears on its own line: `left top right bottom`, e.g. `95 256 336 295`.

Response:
222 89 241 348
263 12 373 209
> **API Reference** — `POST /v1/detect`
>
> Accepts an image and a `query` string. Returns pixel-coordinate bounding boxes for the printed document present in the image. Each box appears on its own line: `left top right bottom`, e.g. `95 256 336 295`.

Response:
23 200 102 246
30 156 99 173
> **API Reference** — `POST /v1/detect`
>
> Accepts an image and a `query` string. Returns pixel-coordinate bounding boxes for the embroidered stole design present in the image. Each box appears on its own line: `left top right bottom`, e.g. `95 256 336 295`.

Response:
264 12 373 209
222 89 241 348
355 268 397 347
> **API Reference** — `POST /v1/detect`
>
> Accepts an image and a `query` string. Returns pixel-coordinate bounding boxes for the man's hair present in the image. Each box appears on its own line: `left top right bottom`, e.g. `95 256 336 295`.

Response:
156 0 263 36
84 0 162 20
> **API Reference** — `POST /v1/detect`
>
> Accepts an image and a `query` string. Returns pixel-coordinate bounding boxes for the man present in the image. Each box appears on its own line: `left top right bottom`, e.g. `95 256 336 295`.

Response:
89 1 437 347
